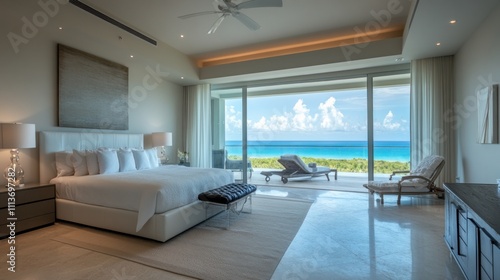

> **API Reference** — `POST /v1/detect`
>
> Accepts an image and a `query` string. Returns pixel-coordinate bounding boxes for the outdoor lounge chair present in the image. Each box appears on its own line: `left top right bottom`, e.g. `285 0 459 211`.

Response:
363 155 445 204
272 154 335 184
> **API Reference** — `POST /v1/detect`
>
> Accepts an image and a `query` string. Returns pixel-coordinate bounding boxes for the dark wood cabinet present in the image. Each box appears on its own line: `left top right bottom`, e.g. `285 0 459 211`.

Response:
445 188 477 278
445 183 500 280
0 183 55 238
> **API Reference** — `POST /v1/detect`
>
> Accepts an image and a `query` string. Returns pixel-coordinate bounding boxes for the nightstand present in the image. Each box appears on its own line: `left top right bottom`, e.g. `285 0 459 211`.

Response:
0 183 55 238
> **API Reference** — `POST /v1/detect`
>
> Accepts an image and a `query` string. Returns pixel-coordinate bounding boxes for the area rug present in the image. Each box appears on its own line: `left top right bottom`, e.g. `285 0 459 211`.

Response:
52 195 313 280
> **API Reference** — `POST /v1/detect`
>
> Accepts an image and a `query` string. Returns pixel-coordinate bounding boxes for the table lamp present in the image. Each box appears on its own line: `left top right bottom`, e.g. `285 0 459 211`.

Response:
152 132 172 163
1 123 36 187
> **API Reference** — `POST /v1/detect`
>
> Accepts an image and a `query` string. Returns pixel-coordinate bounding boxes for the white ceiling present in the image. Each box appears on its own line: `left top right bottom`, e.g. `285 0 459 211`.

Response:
403 0 500 60
83 0 410 58
79 0 500 83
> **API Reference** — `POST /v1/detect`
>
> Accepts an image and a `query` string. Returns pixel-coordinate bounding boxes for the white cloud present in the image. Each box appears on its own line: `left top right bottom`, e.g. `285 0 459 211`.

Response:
252 115 290 131
249 99 318 132
268 115 290 131
318 97 346 130
229 97 352 133
292 99 317 131
382 110 401 130
225 105 242 131
251 116 268 130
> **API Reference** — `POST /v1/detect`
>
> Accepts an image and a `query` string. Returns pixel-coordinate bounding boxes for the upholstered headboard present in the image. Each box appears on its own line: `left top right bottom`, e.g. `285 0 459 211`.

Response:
39 131 144 183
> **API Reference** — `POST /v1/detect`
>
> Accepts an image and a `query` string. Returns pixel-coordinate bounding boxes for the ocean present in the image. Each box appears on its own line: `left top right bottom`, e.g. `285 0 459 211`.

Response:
225 141 410 162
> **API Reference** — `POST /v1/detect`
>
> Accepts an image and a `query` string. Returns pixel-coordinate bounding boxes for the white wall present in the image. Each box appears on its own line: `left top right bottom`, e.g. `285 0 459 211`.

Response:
454 4 500 183
0 1 196 184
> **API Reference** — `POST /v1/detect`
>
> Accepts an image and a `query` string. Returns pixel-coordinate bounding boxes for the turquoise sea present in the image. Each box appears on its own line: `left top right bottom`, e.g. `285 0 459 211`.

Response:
226 141 410 162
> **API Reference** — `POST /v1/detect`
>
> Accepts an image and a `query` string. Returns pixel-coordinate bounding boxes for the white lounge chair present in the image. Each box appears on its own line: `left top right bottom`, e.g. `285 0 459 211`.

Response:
363 155 445 204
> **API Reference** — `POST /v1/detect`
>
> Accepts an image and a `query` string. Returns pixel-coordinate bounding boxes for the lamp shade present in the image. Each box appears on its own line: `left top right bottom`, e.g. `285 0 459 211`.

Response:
152 132 172 147
1 123 36 149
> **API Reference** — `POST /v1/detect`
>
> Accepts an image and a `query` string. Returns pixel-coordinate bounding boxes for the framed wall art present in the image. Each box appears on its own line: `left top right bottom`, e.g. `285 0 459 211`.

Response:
477 84 499 144
58 44 129 130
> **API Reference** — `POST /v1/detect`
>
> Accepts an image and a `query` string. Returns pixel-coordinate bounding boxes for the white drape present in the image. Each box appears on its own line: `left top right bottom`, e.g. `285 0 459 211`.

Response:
410 56 456 188
185 84 212 168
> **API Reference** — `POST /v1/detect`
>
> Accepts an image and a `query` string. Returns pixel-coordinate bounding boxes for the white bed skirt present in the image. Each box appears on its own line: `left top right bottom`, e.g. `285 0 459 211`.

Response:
56 199 223 242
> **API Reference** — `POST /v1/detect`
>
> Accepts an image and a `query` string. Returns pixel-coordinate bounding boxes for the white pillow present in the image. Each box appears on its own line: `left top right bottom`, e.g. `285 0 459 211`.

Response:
132 149 151 170
55 151 74 177
72 149 88 176
86 150 99 175
118 148 136 172
97 149 120 174
146 147 159 168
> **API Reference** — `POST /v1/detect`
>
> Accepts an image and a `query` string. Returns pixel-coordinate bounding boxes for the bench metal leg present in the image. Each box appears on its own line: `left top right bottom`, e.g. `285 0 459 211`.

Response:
203 194 253 229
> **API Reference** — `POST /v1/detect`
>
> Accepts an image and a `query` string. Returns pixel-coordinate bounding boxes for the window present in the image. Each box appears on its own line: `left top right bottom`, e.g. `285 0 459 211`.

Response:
211 66 410 184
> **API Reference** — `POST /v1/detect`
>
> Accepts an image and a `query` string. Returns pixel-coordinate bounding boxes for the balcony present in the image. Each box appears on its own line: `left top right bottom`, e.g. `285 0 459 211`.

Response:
235 167 394 193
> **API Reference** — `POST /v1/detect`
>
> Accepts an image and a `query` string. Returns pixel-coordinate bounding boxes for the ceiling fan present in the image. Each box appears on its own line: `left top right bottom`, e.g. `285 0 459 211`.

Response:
179 0 283 34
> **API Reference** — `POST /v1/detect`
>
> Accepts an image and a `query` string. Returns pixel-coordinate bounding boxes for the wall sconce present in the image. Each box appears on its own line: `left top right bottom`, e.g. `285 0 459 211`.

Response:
1 123 36 187
152 132 172 164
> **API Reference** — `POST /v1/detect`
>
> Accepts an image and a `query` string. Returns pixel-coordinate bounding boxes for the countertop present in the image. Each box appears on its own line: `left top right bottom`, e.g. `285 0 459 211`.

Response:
444 183 500 237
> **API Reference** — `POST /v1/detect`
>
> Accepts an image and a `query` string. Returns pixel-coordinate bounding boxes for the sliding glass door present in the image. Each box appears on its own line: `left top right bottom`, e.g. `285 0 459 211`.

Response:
211 65 410 186
372 73 411 180
211 87 250 182
246 78 369 181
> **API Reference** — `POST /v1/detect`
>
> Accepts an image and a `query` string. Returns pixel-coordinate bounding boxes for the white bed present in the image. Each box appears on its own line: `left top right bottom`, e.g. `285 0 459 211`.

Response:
40 131 234 242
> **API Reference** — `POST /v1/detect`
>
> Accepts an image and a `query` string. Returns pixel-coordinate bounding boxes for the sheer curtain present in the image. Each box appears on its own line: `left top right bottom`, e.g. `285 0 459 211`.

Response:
184 84 212 168
410 56 456 188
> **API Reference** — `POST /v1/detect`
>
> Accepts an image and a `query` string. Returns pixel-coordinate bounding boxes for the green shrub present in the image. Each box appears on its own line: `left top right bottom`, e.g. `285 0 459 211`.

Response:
235 156 410 174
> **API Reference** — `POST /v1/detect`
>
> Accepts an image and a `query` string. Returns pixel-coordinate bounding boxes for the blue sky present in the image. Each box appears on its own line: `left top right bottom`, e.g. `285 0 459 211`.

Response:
225 85 410 142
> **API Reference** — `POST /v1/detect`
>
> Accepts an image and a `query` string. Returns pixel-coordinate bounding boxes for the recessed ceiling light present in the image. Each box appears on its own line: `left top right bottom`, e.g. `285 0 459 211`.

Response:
181 77 184 79
450 20 457 24
130 55 134 58
436 42 441 46
180 35 184 38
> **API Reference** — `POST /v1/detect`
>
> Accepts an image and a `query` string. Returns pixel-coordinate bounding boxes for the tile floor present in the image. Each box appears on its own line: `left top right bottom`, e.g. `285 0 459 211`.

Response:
262 186 465 280
244 168 391 193
1 185 465 280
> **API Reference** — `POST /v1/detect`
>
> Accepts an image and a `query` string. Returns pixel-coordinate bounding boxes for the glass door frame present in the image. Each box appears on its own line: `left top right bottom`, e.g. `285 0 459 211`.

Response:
241 86 249 183
367 69 411 181
211 86 250 183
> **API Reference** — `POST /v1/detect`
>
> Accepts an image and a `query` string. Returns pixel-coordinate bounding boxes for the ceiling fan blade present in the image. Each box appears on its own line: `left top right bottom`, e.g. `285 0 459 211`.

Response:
232 12 260 31
208 14 228 34
179 11 222 19
237 0 283 9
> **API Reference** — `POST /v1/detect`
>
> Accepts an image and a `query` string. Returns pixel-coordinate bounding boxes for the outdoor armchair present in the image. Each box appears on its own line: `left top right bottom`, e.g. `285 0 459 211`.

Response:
212 149 253 178
363 155 445 204
226 157 253 178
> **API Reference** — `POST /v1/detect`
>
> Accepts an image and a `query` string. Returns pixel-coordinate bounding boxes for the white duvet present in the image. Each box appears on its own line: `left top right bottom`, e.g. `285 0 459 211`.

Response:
50 165 234 231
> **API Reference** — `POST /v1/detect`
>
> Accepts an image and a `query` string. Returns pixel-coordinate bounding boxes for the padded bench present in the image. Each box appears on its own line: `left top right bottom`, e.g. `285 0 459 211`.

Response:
198 183 257 228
